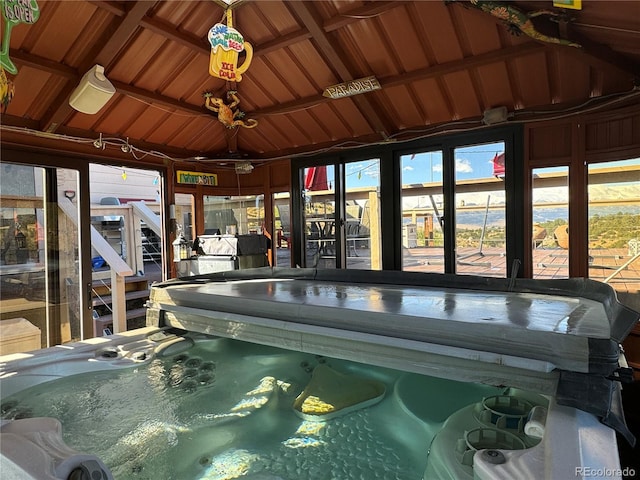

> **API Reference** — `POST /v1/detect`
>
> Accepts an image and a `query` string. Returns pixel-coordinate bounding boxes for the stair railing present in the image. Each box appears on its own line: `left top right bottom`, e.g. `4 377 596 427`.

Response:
58 195 133 335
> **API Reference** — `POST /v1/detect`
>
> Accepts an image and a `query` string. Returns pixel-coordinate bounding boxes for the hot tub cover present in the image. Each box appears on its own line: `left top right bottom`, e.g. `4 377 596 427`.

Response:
147 267 638 444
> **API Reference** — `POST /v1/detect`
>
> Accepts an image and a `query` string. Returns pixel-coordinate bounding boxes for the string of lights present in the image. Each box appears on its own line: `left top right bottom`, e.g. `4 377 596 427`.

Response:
1 87 637 165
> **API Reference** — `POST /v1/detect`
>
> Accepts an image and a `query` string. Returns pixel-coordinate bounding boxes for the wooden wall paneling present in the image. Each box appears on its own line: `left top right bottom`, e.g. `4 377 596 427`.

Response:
584 105 640 162
268 161 292 190
527 121 574 166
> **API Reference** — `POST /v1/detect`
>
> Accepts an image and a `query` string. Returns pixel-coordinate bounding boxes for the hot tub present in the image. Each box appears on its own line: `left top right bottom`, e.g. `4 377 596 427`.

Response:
1 267 638 479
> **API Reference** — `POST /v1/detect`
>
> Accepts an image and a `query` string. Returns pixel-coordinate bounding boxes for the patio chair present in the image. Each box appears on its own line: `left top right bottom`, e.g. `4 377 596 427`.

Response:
346 201 370 255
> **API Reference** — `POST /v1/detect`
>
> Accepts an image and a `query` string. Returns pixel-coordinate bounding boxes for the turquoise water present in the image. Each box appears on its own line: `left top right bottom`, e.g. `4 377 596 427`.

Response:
1 337 502 480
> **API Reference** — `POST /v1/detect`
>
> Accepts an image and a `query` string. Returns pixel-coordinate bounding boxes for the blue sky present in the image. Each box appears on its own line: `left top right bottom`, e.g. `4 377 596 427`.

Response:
309 148 639 190
337 141 506 189
401 142 504 185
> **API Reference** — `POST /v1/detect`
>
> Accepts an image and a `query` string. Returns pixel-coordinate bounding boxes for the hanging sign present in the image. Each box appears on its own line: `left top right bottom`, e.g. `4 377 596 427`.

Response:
323 76 381 99
1 0 40 74
177 170 218 186
208 9 253 82
553 0 582 9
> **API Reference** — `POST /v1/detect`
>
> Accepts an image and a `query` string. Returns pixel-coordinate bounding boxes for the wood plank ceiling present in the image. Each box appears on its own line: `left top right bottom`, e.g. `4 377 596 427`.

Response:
1 0 638 168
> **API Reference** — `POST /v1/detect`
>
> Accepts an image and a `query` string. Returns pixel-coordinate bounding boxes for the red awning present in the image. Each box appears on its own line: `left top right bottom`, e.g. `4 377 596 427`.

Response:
492 152 505 177
304 166 329 191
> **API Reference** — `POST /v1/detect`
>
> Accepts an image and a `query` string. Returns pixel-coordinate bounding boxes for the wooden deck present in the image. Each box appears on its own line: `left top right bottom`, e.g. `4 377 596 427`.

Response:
402 246 640 301
405 246 638 280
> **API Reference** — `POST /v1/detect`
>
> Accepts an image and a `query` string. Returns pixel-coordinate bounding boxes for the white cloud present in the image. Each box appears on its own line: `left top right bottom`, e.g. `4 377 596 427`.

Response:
455 158 473 173
403 166 414 171
432 163 443 172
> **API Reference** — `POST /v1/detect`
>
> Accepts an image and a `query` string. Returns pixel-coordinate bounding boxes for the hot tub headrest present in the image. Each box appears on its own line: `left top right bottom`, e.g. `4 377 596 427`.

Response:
0 417 114 480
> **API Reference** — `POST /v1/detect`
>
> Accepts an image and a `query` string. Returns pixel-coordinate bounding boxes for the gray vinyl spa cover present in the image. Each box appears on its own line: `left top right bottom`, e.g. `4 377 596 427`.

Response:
147 267 639 443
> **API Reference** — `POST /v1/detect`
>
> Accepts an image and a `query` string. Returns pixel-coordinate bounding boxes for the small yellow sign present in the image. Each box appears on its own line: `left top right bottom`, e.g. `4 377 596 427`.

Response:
553 0 582 10
177 170 218 186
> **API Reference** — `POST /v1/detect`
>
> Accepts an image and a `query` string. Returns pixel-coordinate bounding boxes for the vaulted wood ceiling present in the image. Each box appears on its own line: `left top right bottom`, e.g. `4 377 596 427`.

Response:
1 0 638 168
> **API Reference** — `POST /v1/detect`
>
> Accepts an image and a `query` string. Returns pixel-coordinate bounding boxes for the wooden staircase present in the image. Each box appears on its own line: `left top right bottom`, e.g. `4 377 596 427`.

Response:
91 275 152 336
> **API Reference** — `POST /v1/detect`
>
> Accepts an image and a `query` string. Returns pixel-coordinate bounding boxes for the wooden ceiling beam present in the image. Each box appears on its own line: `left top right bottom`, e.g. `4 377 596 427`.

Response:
140 15 314 59
287 1 392 138
288 3 354 80
11 50 78 79
446 0 639 80
565 30 640 79
40 1 158 133
87 1 126 17
14 43 547 126
382 42 547 89
91 0 312 59
253 30 313 58
323 1 408 33
140 15 209 55
254 43 546 118
90 0 404 58
110 80 206 115
96 2 159 66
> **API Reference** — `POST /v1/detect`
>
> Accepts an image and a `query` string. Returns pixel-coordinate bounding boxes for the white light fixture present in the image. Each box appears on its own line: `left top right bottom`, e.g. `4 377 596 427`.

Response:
69 65 115 114
482 106 509 125
235 161 254 174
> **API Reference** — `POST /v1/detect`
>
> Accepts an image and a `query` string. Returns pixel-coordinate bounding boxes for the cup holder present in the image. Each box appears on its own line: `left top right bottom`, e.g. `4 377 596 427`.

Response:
477 395 533 432
95 348 119 360
455 427 526 466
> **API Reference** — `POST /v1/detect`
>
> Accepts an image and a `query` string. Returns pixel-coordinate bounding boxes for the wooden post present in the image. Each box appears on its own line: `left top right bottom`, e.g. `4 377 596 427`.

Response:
369 191 381 270
110 269 126 333
425 215 433 246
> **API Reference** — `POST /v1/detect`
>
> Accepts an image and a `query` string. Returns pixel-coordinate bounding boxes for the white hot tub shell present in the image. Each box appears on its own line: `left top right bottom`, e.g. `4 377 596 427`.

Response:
1 267 638 479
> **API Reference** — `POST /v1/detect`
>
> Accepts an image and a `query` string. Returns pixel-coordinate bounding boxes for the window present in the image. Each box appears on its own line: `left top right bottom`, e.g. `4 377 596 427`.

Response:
401 150 444 272
452 142 508 277
204 195 264 235
0 164 83 349
531 166 569 279
588 158 640 313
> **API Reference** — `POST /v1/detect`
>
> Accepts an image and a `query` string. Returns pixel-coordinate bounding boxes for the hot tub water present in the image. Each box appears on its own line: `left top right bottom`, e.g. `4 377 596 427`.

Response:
2 336 510 480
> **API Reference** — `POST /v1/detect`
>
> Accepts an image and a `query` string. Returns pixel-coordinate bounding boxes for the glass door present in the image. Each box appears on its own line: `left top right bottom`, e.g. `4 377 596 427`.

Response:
0 163 84 352
345 159 381 270
273 192 292 267
303 164 336 268
301 160 382 270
